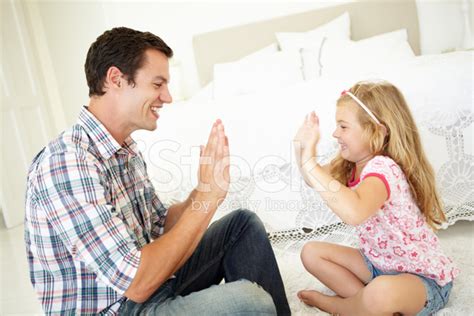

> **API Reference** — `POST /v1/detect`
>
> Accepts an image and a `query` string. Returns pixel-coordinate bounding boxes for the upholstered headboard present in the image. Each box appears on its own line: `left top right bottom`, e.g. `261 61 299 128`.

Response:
193 0 420 86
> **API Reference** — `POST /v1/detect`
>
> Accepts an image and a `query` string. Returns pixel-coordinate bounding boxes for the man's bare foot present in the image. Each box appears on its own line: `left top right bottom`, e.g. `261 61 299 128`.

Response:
297 290 334 313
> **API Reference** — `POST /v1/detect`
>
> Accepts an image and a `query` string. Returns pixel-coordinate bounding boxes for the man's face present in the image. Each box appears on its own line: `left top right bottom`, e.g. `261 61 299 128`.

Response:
120 49 172 132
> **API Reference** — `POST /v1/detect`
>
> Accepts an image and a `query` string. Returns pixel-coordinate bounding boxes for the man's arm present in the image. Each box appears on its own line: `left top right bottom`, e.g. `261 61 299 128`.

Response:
36 149 142 297
125 192 218 302
125 120 229 303
163 190 198 233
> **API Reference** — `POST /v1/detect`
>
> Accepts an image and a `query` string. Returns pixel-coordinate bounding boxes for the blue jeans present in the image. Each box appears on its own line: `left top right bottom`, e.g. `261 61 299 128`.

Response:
361 252 453 316
118 210 291 315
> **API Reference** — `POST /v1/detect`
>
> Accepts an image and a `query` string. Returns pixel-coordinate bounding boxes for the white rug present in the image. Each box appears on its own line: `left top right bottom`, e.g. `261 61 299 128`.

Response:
273 221 474 315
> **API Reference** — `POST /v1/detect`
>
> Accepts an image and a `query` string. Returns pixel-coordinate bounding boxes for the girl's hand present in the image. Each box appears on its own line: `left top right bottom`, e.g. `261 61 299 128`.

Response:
293 112 320 181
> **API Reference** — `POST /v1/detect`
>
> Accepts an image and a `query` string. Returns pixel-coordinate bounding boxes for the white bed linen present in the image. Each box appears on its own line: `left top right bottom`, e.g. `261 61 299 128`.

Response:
132 50 473 316
134 77 340 188
318 29 415 77
135 50 473 229
213 50 303 99
275 12 350 52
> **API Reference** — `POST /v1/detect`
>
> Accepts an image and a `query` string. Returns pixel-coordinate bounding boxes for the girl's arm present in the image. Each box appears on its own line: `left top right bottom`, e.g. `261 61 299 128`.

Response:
294 112 387 225
303 161 387 225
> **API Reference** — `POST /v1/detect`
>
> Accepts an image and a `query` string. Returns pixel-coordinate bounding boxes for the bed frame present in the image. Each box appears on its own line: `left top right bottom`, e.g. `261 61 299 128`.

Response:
193 0 420 87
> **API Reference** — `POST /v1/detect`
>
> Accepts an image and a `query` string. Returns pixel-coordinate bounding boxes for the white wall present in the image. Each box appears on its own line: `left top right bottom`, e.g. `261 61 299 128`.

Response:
100 2 350 99
37 2 107 124
37 1 346 124
416 0 471 54
33 0 473 126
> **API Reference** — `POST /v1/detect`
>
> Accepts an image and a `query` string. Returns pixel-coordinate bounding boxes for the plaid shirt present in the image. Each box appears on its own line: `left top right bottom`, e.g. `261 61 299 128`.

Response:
24 107 168 315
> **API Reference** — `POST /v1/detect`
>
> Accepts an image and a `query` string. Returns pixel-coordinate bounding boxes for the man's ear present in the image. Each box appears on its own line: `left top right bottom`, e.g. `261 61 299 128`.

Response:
104 66 123 92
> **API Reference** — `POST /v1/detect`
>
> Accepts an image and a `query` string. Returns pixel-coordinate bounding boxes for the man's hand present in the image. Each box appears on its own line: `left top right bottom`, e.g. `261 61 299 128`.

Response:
293 111 320 184
125 120 231 303
195 119 230 212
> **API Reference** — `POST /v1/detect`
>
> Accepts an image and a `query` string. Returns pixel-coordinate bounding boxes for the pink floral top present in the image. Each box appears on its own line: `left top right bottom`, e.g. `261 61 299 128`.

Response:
348 155 459 286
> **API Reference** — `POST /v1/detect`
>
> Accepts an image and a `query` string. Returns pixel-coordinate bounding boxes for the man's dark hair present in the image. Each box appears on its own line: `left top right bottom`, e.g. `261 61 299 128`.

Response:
85 27 173 97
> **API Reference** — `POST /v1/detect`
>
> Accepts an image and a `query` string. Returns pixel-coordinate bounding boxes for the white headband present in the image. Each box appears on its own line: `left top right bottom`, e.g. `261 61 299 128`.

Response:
342 90 381 125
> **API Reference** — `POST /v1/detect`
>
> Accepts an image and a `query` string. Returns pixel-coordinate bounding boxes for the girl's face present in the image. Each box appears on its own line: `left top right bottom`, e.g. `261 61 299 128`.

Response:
332 102 372 163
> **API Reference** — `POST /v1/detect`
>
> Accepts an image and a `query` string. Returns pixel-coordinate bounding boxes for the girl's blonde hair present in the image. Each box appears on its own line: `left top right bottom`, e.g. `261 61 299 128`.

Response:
330 81 446 229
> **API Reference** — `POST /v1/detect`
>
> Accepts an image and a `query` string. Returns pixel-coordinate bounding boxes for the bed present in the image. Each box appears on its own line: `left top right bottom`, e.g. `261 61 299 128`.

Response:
133 0 473 314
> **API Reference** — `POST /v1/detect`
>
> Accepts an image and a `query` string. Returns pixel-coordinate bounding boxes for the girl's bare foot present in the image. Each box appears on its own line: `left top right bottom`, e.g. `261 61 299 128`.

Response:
297 290 334 313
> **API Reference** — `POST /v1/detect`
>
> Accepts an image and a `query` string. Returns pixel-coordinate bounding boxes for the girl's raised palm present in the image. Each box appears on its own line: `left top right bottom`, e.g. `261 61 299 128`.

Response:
293 111 320 171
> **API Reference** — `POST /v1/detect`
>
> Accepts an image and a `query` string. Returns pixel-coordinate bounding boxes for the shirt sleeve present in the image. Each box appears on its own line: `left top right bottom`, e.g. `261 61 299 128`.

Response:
146 179 169 239
139 153 168 239
34 149 140 295
360 156 399 201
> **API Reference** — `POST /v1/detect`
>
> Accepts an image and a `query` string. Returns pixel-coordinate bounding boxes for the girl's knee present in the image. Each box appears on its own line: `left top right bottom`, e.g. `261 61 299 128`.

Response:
300 241 325 263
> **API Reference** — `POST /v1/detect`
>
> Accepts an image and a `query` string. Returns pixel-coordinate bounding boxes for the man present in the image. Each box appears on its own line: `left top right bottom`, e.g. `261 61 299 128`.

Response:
24 27 290 315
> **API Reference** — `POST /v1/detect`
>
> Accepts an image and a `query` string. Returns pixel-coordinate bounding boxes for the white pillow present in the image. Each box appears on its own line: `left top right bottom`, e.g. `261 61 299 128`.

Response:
301 29 415 80
275 12 350 51
213 50 303 99
189 82 214 101
192 44 278 101
239 43 279 63
300 44 325 80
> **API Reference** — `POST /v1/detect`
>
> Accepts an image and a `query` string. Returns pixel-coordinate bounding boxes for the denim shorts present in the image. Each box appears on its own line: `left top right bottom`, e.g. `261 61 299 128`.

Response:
361 252 453 316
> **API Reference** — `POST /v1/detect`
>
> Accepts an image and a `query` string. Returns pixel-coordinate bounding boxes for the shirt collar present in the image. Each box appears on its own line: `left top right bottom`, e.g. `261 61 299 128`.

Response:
77 106 139 160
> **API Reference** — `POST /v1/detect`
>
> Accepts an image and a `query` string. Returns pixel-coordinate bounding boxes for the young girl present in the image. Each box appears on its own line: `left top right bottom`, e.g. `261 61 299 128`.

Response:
293 81 459 316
